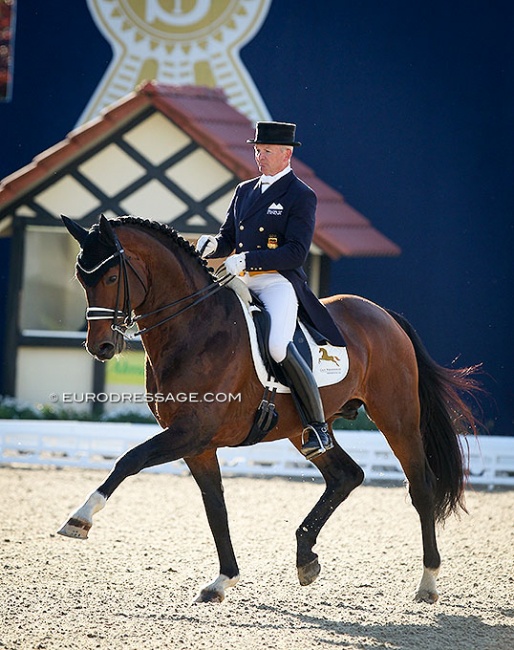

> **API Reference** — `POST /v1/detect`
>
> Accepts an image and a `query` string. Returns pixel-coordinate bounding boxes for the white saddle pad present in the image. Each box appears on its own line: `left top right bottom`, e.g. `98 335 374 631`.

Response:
235 294 349 394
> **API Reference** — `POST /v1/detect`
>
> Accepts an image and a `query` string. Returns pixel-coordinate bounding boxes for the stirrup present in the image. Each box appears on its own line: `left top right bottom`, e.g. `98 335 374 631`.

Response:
301 424 333 460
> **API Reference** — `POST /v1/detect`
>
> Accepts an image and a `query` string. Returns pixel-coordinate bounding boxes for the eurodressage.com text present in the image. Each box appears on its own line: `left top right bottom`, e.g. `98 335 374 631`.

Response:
49 392 242 404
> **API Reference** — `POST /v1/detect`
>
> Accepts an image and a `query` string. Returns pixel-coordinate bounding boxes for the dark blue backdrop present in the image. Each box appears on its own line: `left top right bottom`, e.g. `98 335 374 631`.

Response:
1 1 512 434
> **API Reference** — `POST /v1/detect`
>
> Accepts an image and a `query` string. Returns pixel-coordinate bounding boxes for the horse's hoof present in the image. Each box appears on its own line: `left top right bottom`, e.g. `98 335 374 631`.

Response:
414 588 439 604
415 566 439 603
193 588 225 604
298 558 321 586
192 574 239 604
57 517 91 540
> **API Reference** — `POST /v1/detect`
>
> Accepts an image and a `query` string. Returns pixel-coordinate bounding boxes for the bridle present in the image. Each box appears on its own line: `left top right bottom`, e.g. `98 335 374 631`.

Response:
77 230 233 339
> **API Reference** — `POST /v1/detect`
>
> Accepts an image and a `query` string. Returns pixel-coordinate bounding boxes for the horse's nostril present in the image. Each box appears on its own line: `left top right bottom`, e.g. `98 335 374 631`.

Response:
89 340 116 360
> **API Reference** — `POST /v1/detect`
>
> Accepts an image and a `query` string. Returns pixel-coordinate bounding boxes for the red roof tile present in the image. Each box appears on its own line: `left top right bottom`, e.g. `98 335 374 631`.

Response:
0 81 400 258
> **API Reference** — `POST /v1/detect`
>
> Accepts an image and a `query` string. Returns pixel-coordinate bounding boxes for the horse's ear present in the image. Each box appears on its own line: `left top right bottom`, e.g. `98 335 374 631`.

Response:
61 215 88 245
98 214 117 246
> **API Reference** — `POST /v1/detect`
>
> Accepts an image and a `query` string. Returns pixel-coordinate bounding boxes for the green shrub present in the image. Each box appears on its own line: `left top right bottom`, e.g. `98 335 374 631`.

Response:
0 395 156 424
333 406 378 431
0 396 40 420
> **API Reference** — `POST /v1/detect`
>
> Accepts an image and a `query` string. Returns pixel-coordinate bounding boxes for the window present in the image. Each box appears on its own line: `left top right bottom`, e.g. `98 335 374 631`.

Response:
20 226 85 332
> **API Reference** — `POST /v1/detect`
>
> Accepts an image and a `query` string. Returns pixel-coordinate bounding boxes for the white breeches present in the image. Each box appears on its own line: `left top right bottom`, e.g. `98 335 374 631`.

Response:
242 272 298 363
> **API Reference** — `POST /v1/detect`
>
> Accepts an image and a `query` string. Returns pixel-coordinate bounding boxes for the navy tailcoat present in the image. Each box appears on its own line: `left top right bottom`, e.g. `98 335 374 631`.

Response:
210 170 345 347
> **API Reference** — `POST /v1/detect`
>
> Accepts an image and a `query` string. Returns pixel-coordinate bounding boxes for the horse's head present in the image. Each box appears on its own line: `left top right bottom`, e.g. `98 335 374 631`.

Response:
62 214 148 361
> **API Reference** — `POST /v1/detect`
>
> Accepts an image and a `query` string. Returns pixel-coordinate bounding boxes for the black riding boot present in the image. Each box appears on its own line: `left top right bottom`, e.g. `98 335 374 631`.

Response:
280 342 333 460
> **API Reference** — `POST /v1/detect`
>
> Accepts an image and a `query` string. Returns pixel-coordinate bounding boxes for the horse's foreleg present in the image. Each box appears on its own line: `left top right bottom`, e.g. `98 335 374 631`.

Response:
58 426 202 540
290 436 364 586
185 451 240 603
57 490 106 539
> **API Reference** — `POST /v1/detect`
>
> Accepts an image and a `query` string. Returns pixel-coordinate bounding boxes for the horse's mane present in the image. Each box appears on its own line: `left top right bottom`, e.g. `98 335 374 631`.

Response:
110 215 215 282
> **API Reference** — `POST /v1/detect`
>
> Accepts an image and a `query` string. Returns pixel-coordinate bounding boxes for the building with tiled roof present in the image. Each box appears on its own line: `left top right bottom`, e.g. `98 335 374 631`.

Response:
0 82 399 410
0 82 399 255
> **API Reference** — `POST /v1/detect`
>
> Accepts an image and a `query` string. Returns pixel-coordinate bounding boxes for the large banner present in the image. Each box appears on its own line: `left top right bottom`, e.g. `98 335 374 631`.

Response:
79 0 272 125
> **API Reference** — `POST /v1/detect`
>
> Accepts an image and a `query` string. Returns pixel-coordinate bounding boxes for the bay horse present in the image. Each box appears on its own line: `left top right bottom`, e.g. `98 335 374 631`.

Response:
58 214 480 604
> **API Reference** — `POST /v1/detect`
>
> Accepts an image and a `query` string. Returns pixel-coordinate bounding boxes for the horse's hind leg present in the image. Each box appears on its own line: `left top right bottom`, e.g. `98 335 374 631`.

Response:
290 432 365 586
404 452 441 603
399 444 441 603
371 414 441 603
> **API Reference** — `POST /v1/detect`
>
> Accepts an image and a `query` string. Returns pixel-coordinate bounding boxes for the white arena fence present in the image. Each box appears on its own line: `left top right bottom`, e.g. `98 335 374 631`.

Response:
0 420 513 488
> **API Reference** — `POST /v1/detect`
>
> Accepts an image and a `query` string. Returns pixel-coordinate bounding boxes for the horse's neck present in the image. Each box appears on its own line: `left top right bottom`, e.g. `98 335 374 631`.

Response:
136 236 232 360
138 235 206 313
142 288 242 396
132 235 250 397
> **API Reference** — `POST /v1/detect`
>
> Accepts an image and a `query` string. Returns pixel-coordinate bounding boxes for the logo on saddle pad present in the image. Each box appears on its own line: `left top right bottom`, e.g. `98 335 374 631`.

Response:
319 348 341 367
318 347 345 377
267 202 284 216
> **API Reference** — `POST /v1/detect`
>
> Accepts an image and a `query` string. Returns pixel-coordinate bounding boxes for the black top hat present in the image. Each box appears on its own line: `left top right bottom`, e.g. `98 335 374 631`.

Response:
247 121 302 147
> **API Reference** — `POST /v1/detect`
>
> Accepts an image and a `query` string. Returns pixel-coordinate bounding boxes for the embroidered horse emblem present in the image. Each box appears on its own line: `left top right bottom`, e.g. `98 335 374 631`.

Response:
319 348 340 366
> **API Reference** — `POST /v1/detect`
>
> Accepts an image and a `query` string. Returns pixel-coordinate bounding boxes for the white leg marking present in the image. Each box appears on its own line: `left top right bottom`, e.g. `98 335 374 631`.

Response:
193 573 240 603
57 491 106 539
415 566 440 603
75 490 106 521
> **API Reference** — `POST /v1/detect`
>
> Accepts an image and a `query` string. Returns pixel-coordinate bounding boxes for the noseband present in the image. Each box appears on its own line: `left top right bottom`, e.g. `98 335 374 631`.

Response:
78 228 232 339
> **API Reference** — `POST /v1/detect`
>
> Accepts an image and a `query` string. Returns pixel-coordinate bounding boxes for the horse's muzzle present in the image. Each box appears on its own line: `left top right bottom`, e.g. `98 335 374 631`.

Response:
86 330 125 360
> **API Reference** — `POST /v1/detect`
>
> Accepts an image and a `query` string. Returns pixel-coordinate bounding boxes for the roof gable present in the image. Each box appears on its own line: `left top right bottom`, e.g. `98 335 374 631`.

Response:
0 82 400 257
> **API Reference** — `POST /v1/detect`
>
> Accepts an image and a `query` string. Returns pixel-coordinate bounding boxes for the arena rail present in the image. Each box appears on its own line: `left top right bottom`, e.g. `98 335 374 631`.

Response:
0 420 513 488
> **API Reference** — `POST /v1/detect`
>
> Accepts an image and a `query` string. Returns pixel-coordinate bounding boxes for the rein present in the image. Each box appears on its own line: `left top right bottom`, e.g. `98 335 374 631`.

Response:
79 229 232 340
121 274 232 339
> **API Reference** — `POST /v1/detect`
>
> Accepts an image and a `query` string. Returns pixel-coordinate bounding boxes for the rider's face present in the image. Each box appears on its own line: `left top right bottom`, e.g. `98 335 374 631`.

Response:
254 144 292 176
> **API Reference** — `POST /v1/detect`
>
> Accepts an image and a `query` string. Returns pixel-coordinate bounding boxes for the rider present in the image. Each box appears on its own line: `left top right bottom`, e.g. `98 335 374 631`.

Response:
197 121 345 459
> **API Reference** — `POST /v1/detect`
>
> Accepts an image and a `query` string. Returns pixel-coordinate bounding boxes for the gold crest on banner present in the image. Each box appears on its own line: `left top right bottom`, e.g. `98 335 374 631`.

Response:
79 0 272 125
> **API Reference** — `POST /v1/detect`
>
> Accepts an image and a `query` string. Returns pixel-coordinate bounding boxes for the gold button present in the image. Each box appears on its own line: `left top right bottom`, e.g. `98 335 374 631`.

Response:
257 245 261 249
239 225 244 230
259 227 264 232
238 242 243 248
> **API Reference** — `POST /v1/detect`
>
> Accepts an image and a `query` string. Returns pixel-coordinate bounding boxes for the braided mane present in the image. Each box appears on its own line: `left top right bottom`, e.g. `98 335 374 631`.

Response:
110 215 215 281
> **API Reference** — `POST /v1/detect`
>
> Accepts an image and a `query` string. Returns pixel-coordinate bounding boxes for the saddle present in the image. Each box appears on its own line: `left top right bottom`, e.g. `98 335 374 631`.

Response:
224 275 349 446
251 295 312 386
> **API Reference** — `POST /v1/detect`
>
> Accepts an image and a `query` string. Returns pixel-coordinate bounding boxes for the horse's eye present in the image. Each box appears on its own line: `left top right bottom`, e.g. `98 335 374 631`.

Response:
106 274 118 285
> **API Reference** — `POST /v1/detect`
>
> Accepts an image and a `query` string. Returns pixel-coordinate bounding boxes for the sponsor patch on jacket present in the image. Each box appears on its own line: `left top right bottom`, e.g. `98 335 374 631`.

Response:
267 202 283 215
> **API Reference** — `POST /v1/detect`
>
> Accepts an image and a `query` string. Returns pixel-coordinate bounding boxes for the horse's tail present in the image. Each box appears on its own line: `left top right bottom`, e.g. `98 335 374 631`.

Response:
387 309 482 522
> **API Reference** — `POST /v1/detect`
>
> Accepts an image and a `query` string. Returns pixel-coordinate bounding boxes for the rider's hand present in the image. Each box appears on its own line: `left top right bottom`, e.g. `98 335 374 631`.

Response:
196 235 218 257
224 253 246 276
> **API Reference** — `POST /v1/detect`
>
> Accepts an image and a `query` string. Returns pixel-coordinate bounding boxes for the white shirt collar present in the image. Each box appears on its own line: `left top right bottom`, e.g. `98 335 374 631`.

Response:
260 165 292 190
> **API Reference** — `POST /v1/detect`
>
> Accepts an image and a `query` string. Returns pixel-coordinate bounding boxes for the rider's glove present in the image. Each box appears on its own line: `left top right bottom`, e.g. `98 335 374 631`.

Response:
196 235 218 257
224 253 246 276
